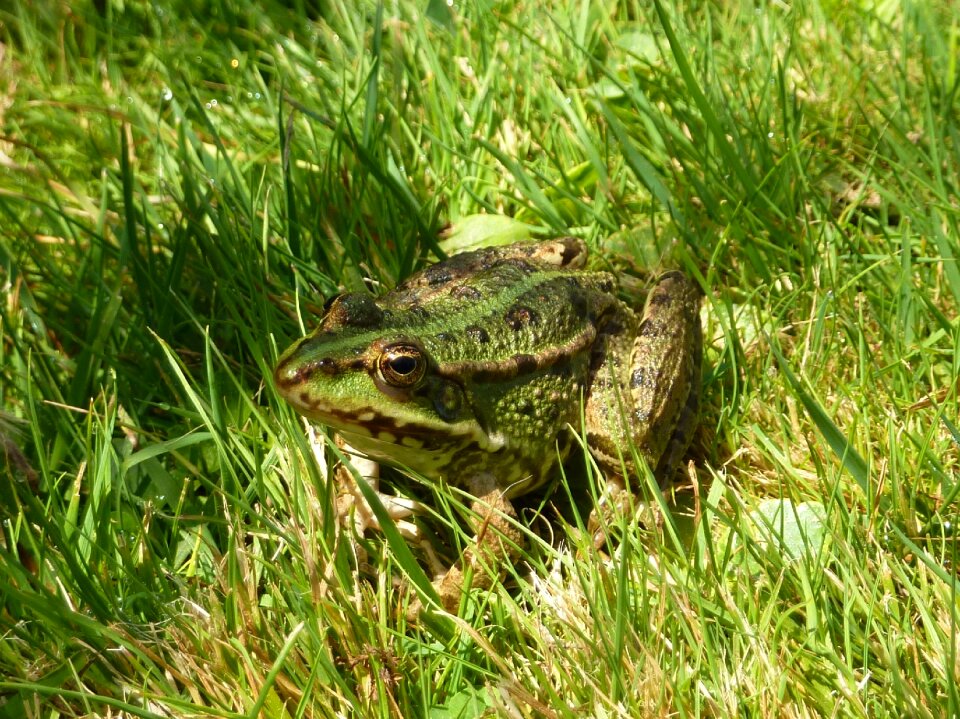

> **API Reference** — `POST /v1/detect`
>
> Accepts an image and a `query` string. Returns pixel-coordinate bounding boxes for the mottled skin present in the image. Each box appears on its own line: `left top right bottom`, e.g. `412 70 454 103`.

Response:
274 238 701 613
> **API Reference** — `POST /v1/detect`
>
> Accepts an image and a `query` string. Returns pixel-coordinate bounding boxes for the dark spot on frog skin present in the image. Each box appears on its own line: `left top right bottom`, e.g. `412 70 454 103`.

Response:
514 397 535 416
421 266 454 286
323 293 384 329
495 258 535 276
568 291 587 317
505 305 537 330
450 285 482 301
466 325 490 343
408 305 431 322
641 317 685 340
511 353 538 374
550 362 573 379
316 358 339 375
639 318 666 337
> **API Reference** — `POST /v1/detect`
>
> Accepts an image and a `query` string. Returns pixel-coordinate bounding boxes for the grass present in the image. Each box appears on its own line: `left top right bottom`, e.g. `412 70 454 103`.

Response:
1 0 958 716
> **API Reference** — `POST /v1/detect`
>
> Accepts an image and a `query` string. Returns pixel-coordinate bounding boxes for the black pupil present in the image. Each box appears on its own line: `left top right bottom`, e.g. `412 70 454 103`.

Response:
390 354 418 375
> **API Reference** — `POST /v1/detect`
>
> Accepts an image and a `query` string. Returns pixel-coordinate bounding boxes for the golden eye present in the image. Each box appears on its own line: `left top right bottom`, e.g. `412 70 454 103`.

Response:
378 344 426 387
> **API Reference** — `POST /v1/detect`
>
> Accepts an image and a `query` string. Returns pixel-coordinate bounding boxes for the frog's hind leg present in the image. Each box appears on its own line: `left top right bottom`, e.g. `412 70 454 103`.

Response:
653 311 702 485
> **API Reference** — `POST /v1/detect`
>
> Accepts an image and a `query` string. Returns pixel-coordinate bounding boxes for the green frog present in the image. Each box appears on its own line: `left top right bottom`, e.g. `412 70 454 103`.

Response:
274 238 702 613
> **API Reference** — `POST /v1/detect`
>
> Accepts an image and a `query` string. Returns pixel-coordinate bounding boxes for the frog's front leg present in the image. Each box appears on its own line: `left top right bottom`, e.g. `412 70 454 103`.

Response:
430 472 524 614
334 437 424 541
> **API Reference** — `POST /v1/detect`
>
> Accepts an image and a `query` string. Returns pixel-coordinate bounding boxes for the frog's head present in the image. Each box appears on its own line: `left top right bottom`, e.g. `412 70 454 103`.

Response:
274 293 500 477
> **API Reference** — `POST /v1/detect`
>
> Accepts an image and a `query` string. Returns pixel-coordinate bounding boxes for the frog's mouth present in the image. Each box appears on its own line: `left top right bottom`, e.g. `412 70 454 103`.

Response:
344 405 502 447
279 390 504 453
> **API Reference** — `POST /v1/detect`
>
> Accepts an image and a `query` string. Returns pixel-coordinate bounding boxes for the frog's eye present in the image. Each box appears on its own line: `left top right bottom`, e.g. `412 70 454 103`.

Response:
378 344 426 387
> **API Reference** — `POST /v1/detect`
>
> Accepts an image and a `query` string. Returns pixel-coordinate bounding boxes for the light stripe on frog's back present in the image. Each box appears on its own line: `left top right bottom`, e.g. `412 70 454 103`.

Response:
433 323 596 383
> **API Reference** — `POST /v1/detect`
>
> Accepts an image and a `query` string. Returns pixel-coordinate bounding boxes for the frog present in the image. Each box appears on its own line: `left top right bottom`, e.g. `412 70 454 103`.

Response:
274 237 702 614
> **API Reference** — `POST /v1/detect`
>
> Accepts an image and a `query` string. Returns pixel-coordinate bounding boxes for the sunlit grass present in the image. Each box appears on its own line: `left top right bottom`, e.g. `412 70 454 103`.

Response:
1 0 957 716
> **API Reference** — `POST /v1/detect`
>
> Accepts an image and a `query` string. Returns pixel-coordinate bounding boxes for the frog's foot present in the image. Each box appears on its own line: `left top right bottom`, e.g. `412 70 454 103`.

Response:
407 472 524 618
335 439 425 541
